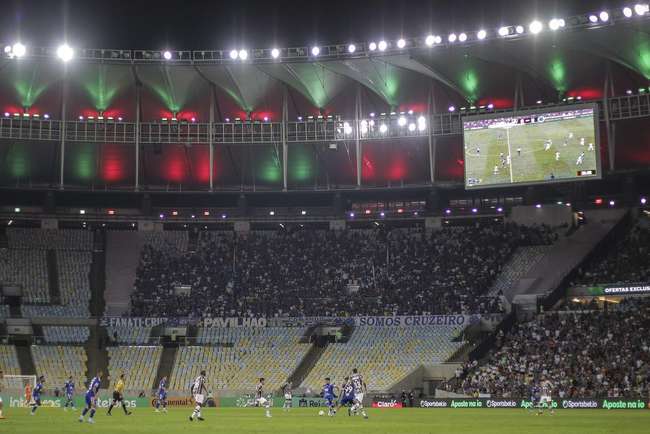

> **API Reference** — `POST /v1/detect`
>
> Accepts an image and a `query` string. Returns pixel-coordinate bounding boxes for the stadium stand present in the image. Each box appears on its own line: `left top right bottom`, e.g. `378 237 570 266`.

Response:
130 224 553 318
448 297 650 398
106 346 162 393
0 344 21 375
171 327 309 392
488 245 552 295
107 326 152 344
21 304 89 318
574 223 650 285
57 251 92 314
0 304 9 319
0 249 49 303
301 324 465 391
42 326 90 344
7 228 93 251
31 345 87 393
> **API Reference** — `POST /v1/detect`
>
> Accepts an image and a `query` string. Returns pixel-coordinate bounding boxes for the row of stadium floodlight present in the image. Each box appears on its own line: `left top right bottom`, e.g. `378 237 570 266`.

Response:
2 5 649 64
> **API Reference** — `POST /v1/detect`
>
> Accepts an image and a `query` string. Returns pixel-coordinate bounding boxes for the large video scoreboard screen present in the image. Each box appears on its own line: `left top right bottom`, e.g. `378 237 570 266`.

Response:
463 104 600 189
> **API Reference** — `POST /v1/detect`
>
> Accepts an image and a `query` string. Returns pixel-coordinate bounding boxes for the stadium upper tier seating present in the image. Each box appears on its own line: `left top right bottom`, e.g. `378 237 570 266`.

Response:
42 326 90 344
171 327 309 393
107 346 162 393
31 345 87 393
450 297 650 398
107 326 153 344
130 224 554 318
0 344 21 376
301 324 465 392
2 228 93 317
574 223 650 285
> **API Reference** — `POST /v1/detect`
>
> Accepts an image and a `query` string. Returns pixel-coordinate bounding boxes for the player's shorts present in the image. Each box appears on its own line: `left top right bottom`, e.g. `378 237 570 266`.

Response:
340 395 354 406
324 396 335 407
112 391 123 402
33 396 41 406
193 394 205 405
66 393 73 400
256 397 268 407
284 393 291 400
85 392 96 407
159 392 167 401
540 395 552 404
354 392 364 403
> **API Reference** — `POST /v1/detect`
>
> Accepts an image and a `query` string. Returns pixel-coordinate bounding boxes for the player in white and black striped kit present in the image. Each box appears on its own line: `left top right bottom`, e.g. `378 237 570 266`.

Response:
255 378 272 418
281 381 292 412
350 368 368 419
189 370 207 422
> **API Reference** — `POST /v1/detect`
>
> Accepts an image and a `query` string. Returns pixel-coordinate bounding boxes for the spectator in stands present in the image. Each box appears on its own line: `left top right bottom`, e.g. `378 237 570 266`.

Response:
129 224 554 319
452 297 650 398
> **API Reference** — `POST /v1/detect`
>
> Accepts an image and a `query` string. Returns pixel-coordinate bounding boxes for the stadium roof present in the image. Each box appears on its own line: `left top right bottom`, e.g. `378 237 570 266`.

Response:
1 17 650 191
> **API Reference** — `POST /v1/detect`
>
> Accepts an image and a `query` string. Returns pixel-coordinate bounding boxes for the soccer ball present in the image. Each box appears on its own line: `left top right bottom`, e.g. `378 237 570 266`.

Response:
318 410 325 416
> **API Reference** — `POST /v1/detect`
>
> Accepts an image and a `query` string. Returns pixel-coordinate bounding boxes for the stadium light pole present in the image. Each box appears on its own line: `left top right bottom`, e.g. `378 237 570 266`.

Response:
282 85 289 192
428 83 436 184
59 67 68 189
135 84 141 191
355 85 362 188
209 84 215 191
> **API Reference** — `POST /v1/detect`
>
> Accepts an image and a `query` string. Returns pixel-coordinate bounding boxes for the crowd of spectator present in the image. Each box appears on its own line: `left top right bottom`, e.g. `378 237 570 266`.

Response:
575 223 650 285
130 223 554 318
448 297 650 398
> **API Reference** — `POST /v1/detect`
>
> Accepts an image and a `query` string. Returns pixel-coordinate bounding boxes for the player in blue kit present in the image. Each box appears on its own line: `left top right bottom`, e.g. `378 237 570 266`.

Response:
30 376 45 415
155 376 168 413
337 377 355 416
79 371 102 424
322 377 337 416
528 383 541 413
63 376 76 411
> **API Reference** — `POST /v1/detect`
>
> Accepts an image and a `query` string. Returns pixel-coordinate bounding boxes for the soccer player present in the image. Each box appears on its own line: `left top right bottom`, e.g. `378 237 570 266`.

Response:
544 140 552 151
580 137 585 146
475 146 480 155
79 371 102 424
322 378 337 416
588 142 594 151
107 373 132 416
280 381 292 412
255 378 272 418
189 370 207 421
555 151 560 161
30 376 45 415
493 165 499 175
517 147 522 156
538 379 555 415
350 368 368 419
155 377 168 413
24 382 32 405
528 383 540 413
576 152 585 165
0 369 5 419
506 154 511 166
337 377 355 416
63 376 75 411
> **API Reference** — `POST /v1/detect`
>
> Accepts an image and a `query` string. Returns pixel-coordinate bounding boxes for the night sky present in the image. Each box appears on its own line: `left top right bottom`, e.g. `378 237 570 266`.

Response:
1 0 601 50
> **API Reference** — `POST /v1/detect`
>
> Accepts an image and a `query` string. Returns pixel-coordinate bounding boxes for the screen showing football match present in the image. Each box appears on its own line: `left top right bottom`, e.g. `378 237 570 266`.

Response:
463 105 600 189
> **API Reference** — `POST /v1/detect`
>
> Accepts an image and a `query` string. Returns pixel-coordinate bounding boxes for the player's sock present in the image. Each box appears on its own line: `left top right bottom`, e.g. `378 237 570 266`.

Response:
30 405 37 415
89 409 96 419
122 402 129 414
107 403 114 415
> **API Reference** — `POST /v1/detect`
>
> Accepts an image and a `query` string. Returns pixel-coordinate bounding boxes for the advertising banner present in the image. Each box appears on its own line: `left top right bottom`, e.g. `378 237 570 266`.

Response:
372 400 404 408
415 398 650 410
570 283 650 297
354 315 478 327
1 394 150 409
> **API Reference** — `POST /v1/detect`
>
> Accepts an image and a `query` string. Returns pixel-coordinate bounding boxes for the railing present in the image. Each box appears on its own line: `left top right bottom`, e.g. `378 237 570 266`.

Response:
0 95 648 145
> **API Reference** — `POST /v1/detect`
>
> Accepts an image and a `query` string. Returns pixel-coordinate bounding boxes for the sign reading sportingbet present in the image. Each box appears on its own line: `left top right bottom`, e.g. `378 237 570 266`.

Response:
414 398 650 410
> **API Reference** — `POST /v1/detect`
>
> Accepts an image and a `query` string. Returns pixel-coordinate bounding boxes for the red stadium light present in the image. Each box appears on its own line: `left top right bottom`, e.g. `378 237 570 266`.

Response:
203 210 210 216
107 209 115 215
172 210 179 216
397 208 404 213
595 198 603 205
364 209 371 215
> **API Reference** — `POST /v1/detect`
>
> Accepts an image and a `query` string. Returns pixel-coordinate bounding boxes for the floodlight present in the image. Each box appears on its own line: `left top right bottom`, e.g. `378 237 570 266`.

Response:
348 44 356 53
549 18 561 30
163 50 172 60
238 50 248 60
477 30 487 40
448 33 457 42
635 4 649 15
599 11 609 21
56 44 74 62
368 42 377 51
458 33 467 42
311 46 320 56
378 40 387 51
379 124 388 133
343 122 352 135
408 123 416 132
398 116 407 126
271 48 280 58
425 35 435 46
515 25 525 34
448 105 456 112
529 20 543 34
623 7 633 17
498 26 509 36
396 38 406 48
12 42 26 58
588 14 598 23
229 49 238 59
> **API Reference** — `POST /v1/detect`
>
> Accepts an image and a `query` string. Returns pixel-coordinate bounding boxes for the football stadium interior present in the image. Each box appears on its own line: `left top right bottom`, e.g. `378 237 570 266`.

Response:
1 1 650 433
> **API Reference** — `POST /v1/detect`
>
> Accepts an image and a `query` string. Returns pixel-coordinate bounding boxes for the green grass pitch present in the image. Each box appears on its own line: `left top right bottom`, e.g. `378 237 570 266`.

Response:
464 117 598 188
2 407 648 434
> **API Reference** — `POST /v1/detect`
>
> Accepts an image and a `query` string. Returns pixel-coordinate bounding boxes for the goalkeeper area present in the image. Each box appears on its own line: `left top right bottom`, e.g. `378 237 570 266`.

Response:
1 408 648 434
463 106 599 189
